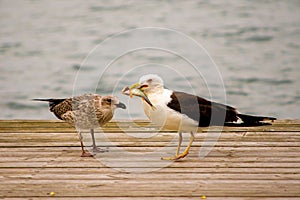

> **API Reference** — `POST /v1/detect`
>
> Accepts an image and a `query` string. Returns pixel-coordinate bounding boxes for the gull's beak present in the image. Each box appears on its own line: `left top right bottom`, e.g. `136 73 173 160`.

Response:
115 102 126 109
122 83 156 110
129 82 142 90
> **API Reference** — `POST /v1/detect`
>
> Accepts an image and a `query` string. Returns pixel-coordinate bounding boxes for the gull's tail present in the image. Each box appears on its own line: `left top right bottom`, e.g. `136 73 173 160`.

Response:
225 113 276 127
32 98 66 108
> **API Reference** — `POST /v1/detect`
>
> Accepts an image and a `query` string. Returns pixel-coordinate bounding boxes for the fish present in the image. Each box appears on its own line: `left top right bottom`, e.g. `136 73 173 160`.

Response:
122 86 156 110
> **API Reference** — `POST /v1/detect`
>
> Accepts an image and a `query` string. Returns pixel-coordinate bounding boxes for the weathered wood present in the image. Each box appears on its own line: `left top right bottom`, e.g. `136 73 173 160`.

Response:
0 120 299 198
1 198 300 200
1 179 300 197
1 168 300 180
1 119 299 133
0 198 207 200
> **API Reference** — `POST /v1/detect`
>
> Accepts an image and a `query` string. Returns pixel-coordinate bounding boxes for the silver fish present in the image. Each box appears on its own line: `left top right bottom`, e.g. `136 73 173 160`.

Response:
122 86 156 110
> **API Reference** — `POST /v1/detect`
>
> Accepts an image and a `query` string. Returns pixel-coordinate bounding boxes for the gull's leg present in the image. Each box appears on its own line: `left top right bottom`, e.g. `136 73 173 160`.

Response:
162 132 194 161
90 129 108 153
162 132 183 160
176 132 183 156
79 131 93 157
91 129 97 149
176 131 195 159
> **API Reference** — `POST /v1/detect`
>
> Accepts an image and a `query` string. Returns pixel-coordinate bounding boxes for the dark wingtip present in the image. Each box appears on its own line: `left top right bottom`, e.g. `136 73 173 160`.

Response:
224 121 272 127
32 98 51 102
237 114 277 123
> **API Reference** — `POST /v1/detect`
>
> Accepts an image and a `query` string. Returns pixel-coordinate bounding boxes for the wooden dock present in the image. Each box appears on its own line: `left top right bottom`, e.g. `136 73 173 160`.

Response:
1 119 300 199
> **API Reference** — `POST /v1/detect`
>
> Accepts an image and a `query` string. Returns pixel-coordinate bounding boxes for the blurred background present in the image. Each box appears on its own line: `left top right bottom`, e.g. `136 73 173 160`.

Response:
0 0 299 120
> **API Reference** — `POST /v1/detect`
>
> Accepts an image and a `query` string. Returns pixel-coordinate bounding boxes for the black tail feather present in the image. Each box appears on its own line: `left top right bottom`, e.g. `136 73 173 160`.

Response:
234 113 276 126
32 98 66 108
224 121 272 127
237 113 276 122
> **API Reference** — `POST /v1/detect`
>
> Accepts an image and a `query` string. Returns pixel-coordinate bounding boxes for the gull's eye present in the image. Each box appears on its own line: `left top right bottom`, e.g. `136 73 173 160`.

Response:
106 99 112 103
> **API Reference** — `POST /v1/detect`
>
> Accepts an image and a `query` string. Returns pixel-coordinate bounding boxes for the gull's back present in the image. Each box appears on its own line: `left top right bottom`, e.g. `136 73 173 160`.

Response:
34 94 111 129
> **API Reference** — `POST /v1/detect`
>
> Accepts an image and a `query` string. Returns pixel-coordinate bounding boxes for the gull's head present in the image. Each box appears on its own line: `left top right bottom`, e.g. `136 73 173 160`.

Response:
133 74 164 95
101 95 126 110
121 74 163 110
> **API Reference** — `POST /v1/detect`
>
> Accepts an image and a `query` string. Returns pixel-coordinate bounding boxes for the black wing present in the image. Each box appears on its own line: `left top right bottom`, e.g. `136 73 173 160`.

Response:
167 91 238 127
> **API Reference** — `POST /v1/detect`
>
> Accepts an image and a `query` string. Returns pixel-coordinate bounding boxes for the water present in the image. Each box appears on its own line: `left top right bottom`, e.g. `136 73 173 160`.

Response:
0 0 299 120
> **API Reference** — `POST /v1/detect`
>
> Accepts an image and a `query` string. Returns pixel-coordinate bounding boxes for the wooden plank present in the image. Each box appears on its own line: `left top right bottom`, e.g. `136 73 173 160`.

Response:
1 198 300 200
2 166 300 174
1 141 300 148
2 151 300 163
1 132 300 147
0 120 299 133
1 126 300 133
1 168 299 180
0 179 299 197
1 146 300 157
2 131 300 140
1 161 300 169
0 119 298 125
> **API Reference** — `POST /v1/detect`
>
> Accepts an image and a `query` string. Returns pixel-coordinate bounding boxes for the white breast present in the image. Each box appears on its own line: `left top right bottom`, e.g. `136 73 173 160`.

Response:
142 89 198 132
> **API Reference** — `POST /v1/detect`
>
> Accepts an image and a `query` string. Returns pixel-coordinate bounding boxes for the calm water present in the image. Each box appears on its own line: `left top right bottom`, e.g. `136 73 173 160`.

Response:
0 0 299 120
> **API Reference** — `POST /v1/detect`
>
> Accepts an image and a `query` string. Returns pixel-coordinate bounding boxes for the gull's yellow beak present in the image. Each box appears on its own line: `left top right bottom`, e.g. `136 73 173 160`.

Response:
129 82 141 90
122 83 156 110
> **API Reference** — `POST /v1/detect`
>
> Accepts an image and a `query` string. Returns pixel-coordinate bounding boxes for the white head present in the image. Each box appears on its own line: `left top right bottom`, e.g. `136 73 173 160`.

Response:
137 74 164 94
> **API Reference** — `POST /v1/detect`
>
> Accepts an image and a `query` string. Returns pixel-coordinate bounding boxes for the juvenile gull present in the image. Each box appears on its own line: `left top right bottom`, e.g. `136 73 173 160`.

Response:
123 74 276 160
34 94 126 157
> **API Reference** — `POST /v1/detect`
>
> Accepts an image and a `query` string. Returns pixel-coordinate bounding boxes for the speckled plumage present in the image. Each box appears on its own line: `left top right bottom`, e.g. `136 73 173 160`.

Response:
50 94 113 129
34 94 126 157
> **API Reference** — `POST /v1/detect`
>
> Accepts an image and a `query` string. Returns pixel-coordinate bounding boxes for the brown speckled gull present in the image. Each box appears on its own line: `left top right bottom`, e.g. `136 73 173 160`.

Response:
34 94 126 157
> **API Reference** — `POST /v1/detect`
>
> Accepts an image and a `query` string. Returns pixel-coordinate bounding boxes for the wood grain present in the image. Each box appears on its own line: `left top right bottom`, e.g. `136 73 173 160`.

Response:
0 120 299 198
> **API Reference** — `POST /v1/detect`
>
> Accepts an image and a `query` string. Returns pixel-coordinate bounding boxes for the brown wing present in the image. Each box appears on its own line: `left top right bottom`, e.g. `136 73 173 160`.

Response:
167 91 238 127
50 98 72 120
50 94 98 120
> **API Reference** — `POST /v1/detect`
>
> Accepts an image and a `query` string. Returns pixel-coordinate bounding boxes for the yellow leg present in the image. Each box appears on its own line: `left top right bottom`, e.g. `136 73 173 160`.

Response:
178 131 195 158
162 132 194 160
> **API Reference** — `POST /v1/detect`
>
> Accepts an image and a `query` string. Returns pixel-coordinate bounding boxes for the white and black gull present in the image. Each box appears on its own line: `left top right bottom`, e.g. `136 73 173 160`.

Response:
123 74 276 160
34 94 126 157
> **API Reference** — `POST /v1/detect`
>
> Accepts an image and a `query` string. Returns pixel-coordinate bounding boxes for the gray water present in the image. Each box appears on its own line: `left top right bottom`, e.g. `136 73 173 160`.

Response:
0 0 299 120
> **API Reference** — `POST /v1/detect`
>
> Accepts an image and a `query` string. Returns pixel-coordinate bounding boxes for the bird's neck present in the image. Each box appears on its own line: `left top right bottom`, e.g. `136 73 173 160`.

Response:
146 88 172 106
